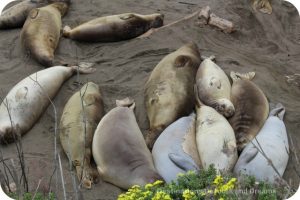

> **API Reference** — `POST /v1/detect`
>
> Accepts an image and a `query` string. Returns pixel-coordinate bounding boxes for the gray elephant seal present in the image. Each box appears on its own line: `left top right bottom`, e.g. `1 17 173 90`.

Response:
60 82 104 189
144 42 201 149
195 86 237 171
92 98 162 189
20 2 69 67
234 104 289 183
152 113 201 183
0 0 46 29
195 56 234 117
228 71 269 152
0 64 95 144
62 13 164 42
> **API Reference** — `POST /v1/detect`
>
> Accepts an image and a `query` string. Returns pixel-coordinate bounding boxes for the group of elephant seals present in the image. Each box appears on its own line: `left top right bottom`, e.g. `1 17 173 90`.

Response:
92 98 162 189
152 113 201 183
0 0 46 29
60 82 104 189
228 72 269 152
62 13 164 42
195 85 238 171
234 104 289 183
195 56 235 118
144 42 201 149
20 2 69 67
0 65 95 144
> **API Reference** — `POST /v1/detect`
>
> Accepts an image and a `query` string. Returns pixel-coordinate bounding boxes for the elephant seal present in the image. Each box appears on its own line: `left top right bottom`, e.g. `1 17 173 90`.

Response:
195 56 234 117
251 0 272 14
152 113 201 183
92 98 162 189
228 71 269 152
20 2 69 67
62 13 164 42
195 85 238 171
234 104 289 184
60 82 104 189
0 64 95 144
0 0 46 29
144 42 201 149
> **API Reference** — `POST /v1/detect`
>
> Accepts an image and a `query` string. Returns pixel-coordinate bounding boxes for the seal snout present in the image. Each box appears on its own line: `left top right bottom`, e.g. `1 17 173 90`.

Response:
216 99 235 118
151 14 164 28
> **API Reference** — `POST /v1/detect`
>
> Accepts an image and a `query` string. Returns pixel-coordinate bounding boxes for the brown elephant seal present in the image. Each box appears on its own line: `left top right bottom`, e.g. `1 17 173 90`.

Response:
228 71 269 152
144 42 201 149
195 86 238 171
20 2 69 67
62 13 164 42
0 64 95 144
195 56 235 117
251 0 272 14
92 98 162 189
60 82 104 189
0 0 46 29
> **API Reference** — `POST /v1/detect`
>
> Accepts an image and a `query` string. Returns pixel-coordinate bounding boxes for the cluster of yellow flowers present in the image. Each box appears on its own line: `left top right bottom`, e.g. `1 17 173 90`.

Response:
213 175 237 196
182 189 196 200
117 180 172 200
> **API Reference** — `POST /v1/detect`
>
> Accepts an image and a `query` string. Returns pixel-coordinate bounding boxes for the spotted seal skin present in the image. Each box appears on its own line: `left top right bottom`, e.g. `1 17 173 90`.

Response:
60 82 104 189
228 71 269 152
20 2 69 67
0 65 95 144
234 104 289 184
144 42 201 149
92 98 162 189
63 13 164 42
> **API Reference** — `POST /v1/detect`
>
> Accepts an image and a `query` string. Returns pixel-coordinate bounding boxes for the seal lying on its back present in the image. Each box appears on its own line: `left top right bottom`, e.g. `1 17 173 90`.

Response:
20 2 69 67
234 104 289 184
144 42 201 149
195 56 234 117
63 13 164 42
152 113 201 183
195 85 237 171
0 64 95 144
92 98 162 189
0 0 45 29
60 82 104 189
228 72 269 152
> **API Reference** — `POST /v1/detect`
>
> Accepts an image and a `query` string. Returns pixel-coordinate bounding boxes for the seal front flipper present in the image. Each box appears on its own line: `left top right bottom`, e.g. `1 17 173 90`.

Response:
230 71 255 82
119 13 135 20
168 153 199 171
252 0 272 14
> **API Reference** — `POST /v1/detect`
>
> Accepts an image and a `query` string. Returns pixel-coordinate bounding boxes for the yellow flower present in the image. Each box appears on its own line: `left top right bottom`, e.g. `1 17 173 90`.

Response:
152 191 172 200
219 198 224 200
182 189 196 200
142 191 152 197
153 180 164 186
177 173 184 177
145 183 153 190
213 175 224 185
187 171 196 175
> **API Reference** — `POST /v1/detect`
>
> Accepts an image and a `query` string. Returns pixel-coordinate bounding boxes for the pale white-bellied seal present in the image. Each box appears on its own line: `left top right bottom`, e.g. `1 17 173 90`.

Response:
60 82 104 189
92 98 162 189
152 113 201 183
144 42 201 149
234 104 289 183
0 64 95 144
195 56 234 117
62 13 164 42
0 0 48 29
228 71 269 152
195 85 238 171
20 2 69 67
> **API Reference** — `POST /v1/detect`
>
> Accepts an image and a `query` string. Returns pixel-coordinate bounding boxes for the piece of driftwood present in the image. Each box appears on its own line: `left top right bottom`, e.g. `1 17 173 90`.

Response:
208 13 235 33
198 6 211 25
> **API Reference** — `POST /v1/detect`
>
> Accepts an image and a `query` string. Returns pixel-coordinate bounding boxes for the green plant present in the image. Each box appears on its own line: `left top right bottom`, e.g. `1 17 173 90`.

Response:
9 192 55 200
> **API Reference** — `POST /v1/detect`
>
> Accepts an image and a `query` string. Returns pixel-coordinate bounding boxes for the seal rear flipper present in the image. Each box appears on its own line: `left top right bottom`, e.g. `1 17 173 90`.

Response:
62 25 71 37
168 153 199 172
230 71 255 82
269 103 285 120
252 0 272 14
116 98 135 109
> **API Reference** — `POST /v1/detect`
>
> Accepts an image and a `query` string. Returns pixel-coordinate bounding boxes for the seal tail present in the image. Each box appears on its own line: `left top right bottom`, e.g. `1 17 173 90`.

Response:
230 71 255 82
62 25 72 38
269 103 285 120
70 62 96 74
116 98 135 109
